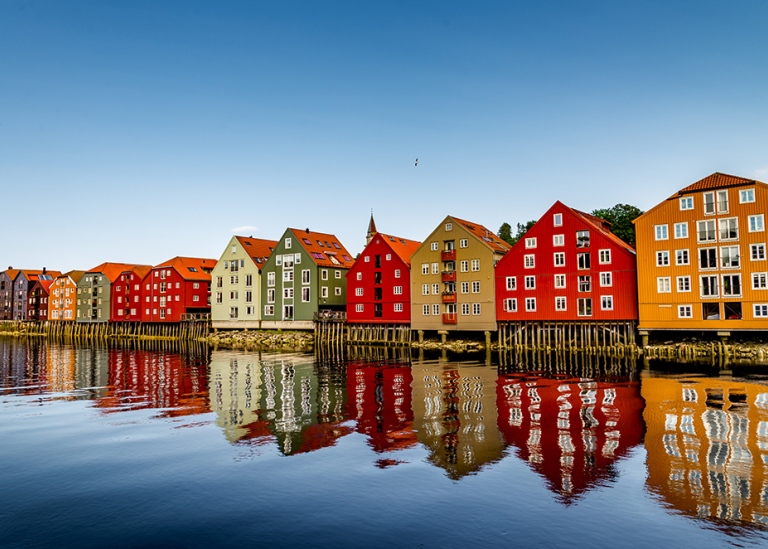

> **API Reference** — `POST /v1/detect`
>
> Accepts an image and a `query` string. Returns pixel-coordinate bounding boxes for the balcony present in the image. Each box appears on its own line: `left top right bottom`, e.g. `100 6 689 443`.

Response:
441 292 457 303
442 313 457 325
441 270 456 283
441 250 456 262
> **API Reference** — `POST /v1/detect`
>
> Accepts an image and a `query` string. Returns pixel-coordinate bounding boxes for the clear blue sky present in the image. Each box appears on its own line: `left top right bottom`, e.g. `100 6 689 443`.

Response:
2 0 767 272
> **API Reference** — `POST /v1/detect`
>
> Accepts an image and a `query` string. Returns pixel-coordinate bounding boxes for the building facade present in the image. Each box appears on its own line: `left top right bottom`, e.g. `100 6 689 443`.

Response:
143 257 216 322
634 173 768 333
495 201 638 323
410 216 510 332
76 263 151 323
260 228 355 328
49 271 86 321
210 236 277 329
27 279 54 321
346 232 420 325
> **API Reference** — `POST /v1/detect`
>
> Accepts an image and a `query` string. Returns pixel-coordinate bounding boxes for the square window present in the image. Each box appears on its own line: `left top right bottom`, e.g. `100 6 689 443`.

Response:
525 276 535 289
751 244 766 261
525 297 536 311
655 225 668 240
678 305 693 318
525 237 537 249
752 273 767 290
679 197 694 210
657 277 671 293
524 254 535 268
554 274 566 289
740 189 755 203
677 276 691 292
553 234 564 247
749 215 765 233
506 277 516 291
553 214 562 226
674 222 688 239
676 249 689 266
656 251 670 267
555 296 566 311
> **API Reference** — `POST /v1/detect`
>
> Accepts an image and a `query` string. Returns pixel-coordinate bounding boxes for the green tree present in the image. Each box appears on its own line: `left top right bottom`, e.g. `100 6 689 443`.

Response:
499 220 537 246
497 222 513 245
590 204 644 246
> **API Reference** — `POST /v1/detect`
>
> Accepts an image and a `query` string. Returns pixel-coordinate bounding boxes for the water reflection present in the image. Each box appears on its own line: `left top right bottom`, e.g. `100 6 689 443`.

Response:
643 372 768 528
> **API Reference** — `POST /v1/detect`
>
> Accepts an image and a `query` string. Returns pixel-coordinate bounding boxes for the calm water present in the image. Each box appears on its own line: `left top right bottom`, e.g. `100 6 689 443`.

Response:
2 338 768 548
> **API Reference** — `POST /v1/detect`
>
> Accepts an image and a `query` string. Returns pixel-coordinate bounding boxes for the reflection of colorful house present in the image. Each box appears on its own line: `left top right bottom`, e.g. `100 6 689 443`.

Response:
95 348 210 417
410 362 505 479
497 372 645 503
643 373 768 527
345 361 417 453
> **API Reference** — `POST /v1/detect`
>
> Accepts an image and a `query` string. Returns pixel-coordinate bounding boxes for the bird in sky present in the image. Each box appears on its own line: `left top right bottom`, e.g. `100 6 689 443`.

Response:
415 158 418 166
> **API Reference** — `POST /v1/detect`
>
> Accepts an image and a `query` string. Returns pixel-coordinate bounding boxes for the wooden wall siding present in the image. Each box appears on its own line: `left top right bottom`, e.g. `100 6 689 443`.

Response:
635 181 768 330
0 272 15 320
211 236 268 323
49 277 78 321
496 201 638 323
76 274 112 323
411 216 501 332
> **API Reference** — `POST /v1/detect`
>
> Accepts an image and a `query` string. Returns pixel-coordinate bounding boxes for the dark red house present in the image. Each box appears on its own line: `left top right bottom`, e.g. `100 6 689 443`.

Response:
495 201 638 322
143 257 217 322
346 232 421 324
111 265 152 322
27 279 53 321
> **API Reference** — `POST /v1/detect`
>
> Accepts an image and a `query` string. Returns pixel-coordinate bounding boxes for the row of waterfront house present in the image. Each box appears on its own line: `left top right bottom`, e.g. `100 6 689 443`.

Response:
1 172 767 341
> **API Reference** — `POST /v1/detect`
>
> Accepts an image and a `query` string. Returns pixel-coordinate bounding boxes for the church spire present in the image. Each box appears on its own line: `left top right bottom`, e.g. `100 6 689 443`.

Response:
366 209 377 245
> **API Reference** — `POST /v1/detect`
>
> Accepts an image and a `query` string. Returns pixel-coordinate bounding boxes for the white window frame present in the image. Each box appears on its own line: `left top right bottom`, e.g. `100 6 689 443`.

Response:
524 254 535 268
600 272 612 287
525 237 537 249
749 215 765 233
600 295 613 311
657 277 671 293
554 252 565 267
678 305 693 318
525 297 536 312
676 249 689 266
553 234 564 247
555 296 566 311
676 276 691 293
525 276 535 290
679 197 693 211
506 276 516 291
553 214 562 227
655 225 668 241
674 222 688 239
554 274 566 289
751 243 766 261
739 188 755 203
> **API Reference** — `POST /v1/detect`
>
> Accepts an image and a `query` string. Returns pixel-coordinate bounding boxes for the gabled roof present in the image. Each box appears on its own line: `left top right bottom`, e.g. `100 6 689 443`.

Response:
2 269 20 281
372 232 421 267
451 216 511 254
234 236 278 272
62 270 87 284
289 228 355 269
569 205 635 254
673 172 764 196
38 279 54 293
22 269 62 282
155 257 217 281
87 262 153 283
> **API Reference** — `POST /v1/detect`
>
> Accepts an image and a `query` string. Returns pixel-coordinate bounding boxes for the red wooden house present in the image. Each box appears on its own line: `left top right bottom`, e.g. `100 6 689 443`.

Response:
495 201 638 323
27 279 54 321
111 265 152 322
346 232 421 324
143 257 217 322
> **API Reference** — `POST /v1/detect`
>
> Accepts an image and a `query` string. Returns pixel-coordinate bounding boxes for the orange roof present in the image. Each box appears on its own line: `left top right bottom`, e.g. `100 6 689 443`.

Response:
62 270 87 284
571 206 635 254
673 172 764 196
2 269 20 281
289 228 355 269
155 256 217 281
87 262 153 283
234 236 278 271
39 279 54 292
374 232 421 267
451 216 511 254
22 269 62 282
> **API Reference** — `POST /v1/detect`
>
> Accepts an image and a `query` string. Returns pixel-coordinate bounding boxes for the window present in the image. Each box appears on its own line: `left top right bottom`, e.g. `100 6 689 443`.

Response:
244 291 252 303
524 254 535 268
752 244 766 261
394 303 403 312
577 298 592 317
432 304 440 315
423 304 430 316
472 281 480 293
678 305 693 318
506 277 516 290
422 263 429 275
598 249 611 264
432 283 440 295
504 298 517 312
700 275 718 297
578 276 591 292
283 288 293 299
355 288 363 296
460 260 468 272
283 270 293 282
525 276 535 289
430 242 438 251
445 222 452 231
321 269 328 280
301 287 310 302
525 297 536 311
601 296 613 310
459 239 468 248
553 234 564 247
577 253 591 270
554 252 565 267
656 251 670 267
461 281 469 294
267 289 275 303
677 276 691 292
717 190 729 213
422 284 429 296
680 196 694 210
554 274 566 289
576 231 590 248
719 218 738 241
553 214 562 226
749 215 765 232
230 291 238 300
355 304 364 313
752 273 767 290
285 237 292 249
754 304 768 317
471 259 480 271
699 248 717 269
461 303 470 315
385 254 391 261
722 274 741 296
335 270 341 279
264 305 274 316
394 269 401 278
432 263 439 274
720 246 740 268
555 297 566 311
321 287 328 298
525 237 537 248
365 256 370 263
335 287 341 296
600 272 612 287
472 303 481 315
216 292 223 304
657 277 671 293
393 286 402 295
267 272 275 287
674 222 688 239
740 188 755 203
703 192 715 215
697 220 716 242
655 225 668 240
676 249 690 266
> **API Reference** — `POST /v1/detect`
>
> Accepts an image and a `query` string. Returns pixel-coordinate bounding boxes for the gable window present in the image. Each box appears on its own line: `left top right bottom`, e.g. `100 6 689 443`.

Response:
471 259 480 271
553 214 563 227
674 222 688 239
285 237 292 249
680 197 693 210
459 238 468 248
600 272 612 287
524 254 535 268
445 222 452 231
525 237 537 249
740 189 755 203
506 277 516 290
703 192 716 215
655 225 668 241
598 249 611 264
267 272 275 287
430 242 438 251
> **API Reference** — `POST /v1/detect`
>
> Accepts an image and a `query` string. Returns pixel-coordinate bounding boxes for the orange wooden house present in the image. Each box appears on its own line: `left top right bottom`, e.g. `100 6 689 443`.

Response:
634 172 768 335
49 270 86 321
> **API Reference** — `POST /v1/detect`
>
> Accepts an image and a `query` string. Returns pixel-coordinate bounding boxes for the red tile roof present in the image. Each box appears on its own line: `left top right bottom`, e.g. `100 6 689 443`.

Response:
155 257 218 281
235 236 278 272
289 228 355 268
673 172 765 196
374 232 422 267
87 262 153 283
62 270 87 284
451 216 511 254
571 206 635 254
22 269 63 282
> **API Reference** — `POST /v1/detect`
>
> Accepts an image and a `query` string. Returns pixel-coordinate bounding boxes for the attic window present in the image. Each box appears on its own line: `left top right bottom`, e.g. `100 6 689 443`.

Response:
317 240 324 247
333 242 341 249
400 239 406 244
244 242 252 246
311 252 324 259
188 267 198 272
328 254 341 265
389 236 395 242
303 238 311 245
324 241 331 247
343 255 352 262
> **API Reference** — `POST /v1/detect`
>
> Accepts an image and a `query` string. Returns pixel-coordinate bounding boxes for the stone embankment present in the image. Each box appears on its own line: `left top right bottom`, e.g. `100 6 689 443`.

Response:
205 330 314 351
